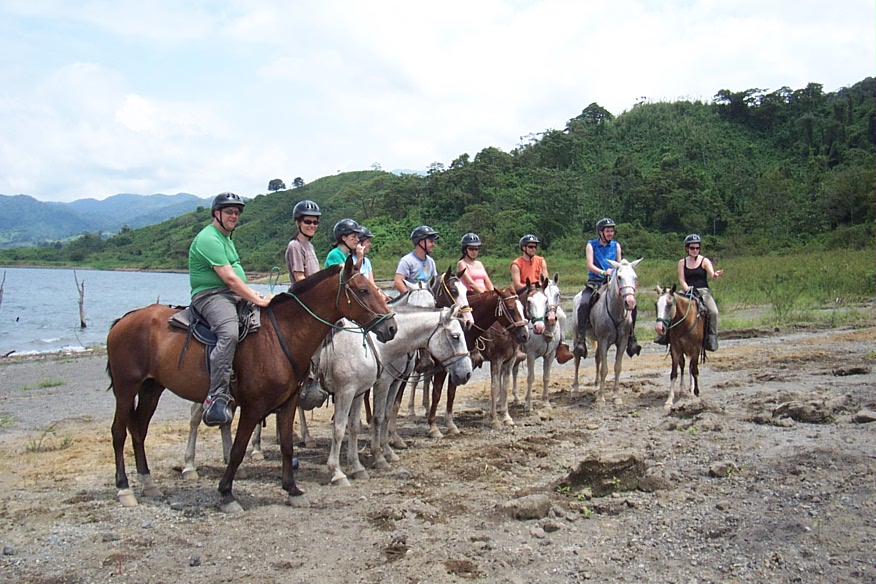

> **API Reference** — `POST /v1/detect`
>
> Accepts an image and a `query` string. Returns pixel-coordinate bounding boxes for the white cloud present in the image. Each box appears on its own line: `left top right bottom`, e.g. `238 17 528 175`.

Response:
0 0 872 201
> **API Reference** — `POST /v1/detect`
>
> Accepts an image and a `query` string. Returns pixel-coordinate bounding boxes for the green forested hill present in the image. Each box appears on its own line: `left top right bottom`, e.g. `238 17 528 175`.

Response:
1 78 872 273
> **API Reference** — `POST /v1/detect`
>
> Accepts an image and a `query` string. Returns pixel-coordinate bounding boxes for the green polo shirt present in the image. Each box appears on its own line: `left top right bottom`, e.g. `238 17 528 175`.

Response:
189 224 246 297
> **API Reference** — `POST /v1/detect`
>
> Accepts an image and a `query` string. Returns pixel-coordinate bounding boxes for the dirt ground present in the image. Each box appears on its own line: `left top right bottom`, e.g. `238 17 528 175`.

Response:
0 324 874 584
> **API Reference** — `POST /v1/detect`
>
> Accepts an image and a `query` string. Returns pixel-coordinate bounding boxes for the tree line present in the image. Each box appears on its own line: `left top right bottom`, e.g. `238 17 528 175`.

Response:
1 78 872 273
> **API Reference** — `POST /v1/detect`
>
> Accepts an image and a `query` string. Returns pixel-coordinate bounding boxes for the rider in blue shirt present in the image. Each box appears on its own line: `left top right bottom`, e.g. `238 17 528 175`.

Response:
574 218 641 359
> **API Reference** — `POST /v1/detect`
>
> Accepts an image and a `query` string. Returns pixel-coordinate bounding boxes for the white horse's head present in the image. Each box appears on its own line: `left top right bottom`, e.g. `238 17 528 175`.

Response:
654 284 676 337
607 258 642 313
429 308 472 386
539 273 561 328
524 281 549 335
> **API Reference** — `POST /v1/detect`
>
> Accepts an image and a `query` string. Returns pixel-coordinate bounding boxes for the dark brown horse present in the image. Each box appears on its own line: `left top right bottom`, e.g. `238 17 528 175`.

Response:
426 285 530 437
654 285 705 410
106 257 396 512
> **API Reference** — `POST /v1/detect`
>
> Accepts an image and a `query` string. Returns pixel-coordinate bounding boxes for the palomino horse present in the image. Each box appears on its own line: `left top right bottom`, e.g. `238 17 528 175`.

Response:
106 258 396 512
655 285 706 410
512 273 565 410
570 258 642 405
423 285 530 438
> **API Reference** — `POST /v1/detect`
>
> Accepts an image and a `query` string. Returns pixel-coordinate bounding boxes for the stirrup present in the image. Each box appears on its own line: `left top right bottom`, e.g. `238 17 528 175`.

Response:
202 393 233 427
574 339 588 359
626 338 642 357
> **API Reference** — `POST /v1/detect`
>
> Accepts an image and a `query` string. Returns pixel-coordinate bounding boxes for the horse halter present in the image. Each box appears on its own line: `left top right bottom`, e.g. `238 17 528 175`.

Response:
425 312 470 370
611 268 638 316
496 292 527 330
334 269 396 335
434 274 473 318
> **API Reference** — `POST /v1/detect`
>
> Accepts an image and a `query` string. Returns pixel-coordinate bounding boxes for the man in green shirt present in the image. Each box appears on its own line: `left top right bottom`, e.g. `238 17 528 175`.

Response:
190 192 274 427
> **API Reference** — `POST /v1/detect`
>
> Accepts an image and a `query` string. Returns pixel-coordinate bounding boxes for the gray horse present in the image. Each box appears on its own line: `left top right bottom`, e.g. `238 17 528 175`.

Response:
570 258 642 405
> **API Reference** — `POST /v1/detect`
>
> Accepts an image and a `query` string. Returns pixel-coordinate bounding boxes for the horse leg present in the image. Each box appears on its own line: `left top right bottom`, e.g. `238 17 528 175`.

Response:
571 354 582 397
328 387 353 487
541 348 554 407
111 389 137 507
405 371 420 418
524 353 536 411
370 377 392 470
299 406 317 449
275 401 309 509
427 370 445 439
500 359 515 426
444 378 460 436
388 381 407 450
594 344 609 406
691 349 701 397
183 402 203 480
250 420 265 460
130 383 164 499
488 363 503 430
611 347 624 406
421 372 433 414
511 359 521 407
665 348 680 412
346 393 369 481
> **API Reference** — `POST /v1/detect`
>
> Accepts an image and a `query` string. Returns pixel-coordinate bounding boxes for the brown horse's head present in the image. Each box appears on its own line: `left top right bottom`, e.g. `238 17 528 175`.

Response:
338 255 397 342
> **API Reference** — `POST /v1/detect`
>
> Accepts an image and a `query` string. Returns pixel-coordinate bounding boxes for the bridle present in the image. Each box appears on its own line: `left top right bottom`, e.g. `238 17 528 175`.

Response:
433 273 473 318
655 290 700 339
425 314 470 370
611 268 638 319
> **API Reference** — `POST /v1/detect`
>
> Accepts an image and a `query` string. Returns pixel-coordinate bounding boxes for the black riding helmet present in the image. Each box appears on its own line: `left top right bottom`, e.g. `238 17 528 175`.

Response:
211 192 245 214
292 199 321 221
358 226 375 242
596 217 616 233
460 232 482 256
333 218 363 242
684 233 702 246
519 234 540 250
411 225 439 245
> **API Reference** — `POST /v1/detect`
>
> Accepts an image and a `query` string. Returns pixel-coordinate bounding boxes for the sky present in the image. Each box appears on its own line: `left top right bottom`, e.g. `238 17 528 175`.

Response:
0 1 873 203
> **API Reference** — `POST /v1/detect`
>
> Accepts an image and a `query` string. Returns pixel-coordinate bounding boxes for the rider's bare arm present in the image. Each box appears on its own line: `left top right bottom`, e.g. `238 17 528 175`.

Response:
213 264 273 307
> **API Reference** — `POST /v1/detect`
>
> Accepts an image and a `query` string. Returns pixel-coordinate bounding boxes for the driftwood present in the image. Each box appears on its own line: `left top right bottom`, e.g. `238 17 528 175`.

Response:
73 270 86 328
0 270 5 310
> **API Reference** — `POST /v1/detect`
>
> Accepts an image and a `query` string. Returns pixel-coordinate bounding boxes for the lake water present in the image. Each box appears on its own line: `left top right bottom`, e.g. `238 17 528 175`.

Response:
0 267 278 356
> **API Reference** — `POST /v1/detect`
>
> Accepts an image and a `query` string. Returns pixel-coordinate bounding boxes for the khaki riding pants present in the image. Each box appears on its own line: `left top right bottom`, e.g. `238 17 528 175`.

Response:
695 287 719 338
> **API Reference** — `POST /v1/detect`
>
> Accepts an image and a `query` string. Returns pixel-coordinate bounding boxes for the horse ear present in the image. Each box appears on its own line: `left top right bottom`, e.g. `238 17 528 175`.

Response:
540 273 548 287
525 277 532 287
456 266 466 278
630 258 643 269
670 284 676 295
343 255 356 278
607 259 621 270
553 272 559 284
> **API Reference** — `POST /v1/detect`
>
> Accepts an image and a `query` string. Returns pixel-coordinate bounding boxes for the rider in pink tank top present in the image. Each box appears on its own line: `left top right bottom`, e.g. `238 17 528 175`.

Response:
456 233 495 293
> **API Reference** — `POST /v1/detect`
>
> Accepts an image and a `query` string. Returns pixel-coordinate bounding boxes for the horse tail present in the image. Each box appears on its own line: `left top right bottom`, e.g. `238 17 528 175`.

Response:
105 361 114 392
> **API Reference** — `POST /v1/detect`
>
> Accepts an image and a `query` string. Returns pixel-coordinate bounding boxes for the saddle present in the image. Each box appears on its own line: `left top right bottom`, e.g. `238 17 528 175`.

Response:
168 302 261 375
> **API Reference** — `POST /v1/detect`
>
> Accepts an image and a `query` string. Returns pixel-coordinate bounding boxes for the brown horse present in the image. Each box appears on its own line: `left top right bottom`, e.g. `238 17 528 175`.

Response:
106 257 396 512
425 285 530 436
654 285 705 410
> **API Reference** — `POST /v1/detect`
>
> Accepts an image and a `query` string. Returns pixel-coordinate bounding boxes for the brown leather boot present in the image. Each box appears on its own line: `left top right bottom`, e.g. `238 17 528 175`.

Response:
555 343 573 364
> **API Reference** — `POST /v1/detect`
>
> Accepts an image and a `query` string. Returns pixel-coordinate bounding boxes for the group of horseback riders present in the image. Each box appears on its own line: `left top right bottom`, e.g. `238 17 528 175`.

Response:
190 192 723 428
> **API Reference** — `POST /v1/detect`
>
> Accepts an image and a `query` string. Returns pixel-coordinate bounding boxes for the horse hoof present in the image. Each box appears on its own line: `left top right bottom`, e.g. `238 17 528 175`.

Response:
428 428 444 439
117 489 138 507
181 469 199 481
331 477 351 488
490 420 502 430
304 440 317 449
250 450 264 461
286 494 310 508
351 469 370 480
613 397 623 406
446 426 460 436
503 418 516 427
386 451 400 463
219 500 245 514
374 460 391 471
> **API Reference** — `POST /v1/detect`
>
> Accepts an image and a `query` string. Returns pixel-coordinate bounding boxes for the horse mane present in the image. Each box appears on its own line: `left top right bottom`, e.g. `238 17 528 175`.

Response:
273 264 343 305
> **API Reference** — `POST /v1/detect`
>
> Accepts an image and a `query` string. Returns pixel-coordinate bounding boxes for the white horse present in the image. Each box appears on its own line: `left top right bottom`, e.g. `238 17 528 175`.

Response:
570 258 642 405
512 273 565 410
181 307 472 486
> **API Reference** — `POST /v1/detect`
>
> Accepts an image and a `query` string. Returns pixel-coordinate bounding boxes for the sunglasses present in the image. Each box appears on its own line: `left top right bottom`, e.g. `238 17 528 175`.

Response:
221 208 241 216
525 245 538 249
688 246 700 250
300 219 319 226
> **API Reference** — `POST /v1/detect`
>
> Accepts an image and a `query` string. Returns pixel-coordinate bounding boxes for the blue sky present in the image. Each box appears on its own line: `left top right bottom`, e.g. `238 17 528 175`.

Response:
1 0 873 203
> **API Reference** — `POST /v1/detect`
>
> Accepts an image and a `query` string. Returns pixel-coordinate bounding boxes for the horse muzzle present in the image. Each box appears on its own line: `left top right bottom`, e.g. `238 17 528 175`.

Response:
372 316 398 343
532 320 546 335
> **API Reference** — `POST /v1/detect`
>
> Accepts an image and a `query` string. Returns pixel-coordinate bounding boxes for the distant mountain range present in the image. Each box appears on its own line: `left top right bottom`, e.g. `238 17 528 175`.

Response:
0 193 211 248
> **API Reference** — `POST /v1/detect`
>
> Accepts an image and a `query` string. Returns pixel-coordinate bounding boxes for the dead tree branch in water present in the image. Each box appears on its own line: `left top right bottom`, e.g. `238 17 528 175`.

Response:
74 270 86 328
